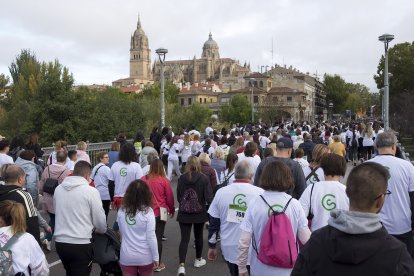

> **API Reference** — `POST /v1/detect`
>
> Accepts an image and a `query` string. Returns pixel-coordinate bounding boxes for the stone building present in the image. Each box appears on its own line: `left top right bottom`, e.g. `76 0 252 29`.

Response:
177 82 222 112
112 17 153 87
152 32 250 90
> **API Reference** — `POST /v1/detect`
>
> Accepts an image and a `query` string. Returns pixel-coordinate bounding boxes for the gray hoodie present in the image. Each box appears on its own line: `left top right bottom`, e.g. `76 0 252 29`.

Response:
15 157 39 205
53 176 106 244
328 209 382 234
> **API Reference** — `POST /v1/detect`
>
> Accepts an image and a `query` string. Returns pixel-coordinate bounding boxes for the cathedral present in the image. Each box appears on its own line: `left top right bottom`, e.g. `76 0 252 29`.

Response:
112 17 250 89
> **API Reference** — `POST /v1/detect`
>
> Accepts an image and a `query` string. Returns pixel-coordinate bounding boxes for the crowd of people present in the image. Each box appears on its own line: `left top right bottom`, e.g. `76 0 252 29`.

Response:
0 119 414 276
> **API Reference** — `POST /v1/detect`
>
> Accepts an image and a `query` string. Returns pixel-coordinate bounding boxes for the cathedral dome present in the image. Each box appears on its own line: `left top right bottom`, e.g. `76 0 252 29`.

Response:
203 32 219 49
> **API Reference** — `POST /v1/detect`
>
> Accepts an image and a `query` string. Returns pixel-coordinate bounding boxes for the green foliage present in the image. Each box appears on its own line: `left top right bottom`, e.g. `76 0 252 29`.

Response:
0 74 9 91
374 42 414 95
219 94 251 125
141 80 180 104
170 103 212 131
323 74 348 113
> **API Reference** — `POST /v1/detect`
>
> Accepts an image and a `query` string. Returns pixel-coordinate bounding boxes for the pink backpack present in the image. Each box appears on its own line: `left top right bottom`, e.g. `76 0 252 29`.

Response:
252 195 298 268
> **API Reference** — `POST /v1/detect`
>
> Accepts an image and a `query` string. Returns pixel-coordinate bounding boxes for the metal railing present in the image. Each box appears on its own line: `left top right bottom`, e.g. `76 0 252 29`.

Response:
41 140 133 167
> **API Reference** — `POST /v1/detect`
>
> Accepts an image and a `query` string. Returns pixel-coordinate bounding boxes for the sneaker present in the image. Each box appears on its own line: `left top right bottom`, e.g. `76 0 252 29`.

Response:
42 239 51 252
194 258 206 268
40 232 45 240
154 263 166 272
162 235 167 241
177 266 185 276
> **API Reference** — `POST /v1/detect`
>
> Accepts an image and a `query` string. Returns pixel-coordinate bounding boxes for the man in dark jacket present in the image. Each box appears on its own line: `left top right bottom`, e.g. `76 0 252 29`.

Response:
0 164 40 243
299 133 316 162
292 162 414 276
254 137 306 199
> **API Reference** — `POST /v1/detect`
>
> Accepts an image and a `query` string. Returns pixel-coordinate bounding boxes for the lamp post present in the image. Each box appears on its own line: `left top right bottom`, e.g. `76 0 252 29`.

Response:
328 102 334 121
249 78 256 123
378 33 394 130
155 48 168 129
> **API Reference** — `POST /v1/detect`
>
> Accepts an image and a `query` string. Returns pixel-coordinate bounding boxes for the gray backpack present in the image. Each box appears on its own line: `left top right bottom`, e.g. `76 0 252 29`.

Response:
0 233 22 275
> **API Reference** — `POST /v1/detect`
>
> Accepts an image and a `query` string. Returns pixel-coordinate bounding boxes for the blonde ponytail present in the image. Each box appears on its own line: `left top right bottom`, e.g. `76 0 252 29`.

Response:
0 200 27 235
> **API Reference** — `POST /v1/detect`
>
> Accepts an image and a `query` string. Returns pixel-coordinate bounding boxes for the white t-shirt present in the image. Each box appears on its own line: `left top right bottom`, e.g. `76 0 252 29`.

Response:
161 142 170 155
181 142 193 163
0 153 14 167
237 153 261 179
294 158 309 169
205 126 213 135
142 165 150 176
259 136 270 149
220 169 235 184
299 180 349 232
117 208 159 266
367 155 414 234
302 166 325 186
91 163 111 200
109 161 143 197
0 226 49 275
208 182 264 264
362 133 375 147
168 143 181 160
240 191 308 276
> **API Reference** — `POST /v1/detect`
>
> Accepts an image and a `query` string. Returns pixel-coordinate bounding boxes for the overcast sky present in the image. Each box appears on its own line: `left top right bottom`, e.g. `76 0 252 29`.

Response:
1 0 413 91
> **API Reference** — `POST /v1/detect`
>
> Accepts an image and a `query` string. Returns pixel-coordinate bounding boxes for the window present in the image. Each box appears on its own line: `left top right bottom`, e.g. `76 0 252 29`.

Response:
204 98 207 103
220 97 230 104
259 81 263 88
210 98 213 103
181 98 184 106
199 98 202 103
188 98 192 105
254 96 259 103
287 97 292 102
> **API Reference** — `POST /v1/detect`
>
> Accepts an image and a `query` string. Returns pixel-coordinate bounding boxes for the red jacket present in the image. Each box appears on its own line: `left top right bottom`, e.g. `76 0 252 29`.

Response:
141 175 174 217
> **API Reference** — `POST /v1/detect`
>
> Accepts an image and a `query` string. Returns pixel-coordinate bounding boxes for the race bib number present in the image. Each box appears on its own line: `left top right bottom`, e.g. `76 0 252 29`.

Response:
226 204 247 223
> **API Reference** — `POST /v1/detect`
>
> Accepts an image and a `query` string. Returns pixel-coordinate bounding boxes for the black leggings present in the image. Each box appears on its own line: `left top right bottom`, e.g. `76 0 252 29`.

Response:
102 200 110 219
155 217 166 261
178 222 204 264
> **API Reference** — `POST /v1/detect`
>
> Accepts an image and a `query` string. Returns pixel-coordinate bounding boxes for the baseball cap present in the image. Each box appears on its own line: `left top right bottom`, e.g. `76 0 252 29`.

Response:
276 137 293 149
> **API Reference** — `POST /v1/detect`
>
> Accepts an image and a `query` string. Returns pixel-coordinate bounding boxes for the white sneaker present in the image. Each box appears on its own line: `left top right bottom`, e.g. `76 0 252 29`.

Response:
42 239 51 252
194 258 206 268
177 266 185 276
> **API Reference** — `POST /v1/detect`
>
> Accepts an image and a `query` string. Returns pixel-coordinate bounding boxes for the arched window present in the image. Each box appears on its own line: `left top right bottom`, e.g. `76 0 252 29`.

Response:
259 81 263 88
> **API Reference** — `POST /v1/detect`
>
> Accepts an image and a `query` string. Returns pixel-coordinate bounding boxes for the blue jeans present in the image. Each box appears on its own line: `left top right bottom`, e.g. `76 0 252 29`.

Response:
46 212 55 241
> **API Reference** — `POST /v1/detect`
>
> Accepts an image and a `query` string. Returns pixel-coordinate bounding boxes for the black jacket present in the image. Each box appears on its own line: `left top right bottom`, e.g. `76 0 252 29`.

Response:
176 172 212 224
0 184 40 243
292 225 414 276
254 156 306 199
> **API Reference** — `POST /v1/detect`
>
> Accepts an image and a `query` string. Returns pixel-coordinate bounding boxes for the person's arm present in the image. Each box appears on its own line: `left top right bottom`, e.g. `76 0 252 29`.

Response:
208 216 221 249
410 191 414 231
253 161 264 186
90 189 107 233
28 235 50 275
238 230 252 274
395 245 414 276
164 179 175 215
293 163 307 199
204 176 213 204
108 180 115 201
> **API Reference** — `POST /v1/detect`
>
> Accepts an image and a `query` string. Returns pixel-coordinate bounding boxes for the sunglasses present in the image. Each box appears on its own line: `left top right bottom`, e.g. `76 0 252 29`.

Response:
373 190 391 201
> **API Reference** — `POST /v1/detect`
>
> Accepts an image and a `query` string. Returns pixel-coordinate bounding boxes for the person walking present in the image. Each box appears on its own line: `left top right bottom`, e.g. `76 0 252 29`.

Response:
299 153 349 232
302 144 330 187
292 162 414 276
54 161 106 276
367 131 414 258
176 156 212 276
167 136 182 181
208 160 264 276
15 150 40 206
91 151 111 219
0 200 49 275
141 159 175 272
238 161 311 276
117 180 159 276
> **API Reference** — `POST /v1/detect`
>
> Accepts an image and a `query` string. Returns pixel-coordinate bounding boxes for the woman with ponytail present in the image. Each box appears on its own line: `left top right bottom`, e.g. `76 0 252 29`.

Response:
0 200 49 275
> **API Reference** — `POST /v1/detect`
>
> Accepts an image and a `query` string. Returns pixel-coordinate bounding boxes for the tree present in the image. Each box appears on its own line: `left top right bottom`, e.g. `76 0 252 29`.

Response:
219 94 251 125
323 74 349 113
374 42 414 95
170 103 212 131
140 80 180 104
0 73 9 91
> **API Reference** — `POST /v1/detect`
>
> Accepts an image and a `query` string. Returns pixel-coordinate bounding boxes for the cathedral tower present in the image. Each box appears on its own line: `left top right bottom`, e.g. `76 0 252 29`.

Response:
130 16 152 82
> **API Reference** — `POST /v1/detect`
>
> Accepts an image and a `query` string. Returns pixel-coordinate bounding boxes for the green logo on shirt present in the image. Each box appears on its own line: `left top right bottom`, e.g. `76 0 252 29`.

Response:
125 214 136 225
321 194 336 211
120 168 127 177
233 194 247 208
267 204 284 216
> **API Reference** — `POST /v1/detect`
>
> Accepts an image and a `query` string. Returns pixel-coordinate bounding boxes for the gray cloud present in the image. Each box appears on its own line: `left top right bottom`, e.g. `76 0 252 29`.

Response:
1 0 413 90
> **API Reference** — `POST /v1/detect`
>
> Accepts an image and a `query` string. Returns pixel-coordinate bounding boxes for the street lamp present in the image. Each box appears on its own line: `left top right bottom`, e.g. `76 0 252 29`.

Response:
249 78 256 123
155 48 168 129
328 102 334 121
378 33 394 130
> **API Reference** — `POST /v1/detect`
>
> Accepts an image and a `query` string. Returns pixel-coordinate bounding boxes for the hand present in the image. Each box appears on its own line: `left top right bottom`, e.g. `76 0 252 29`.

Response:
46 226 52 233
239 272 249 276
169 212 174 218
154 261 159 268
207 248 217 261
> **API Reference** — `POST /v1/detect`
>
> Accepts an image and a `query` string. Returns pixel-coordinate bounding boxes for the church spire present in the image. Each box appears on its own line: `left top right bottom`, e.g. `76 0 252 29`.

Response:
137 14 141 29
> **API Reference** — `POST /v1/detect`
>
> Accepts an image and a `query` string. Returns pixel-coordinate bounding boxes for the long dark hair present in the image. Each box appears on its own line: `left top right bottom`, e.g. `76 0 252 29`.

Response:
122 180 153 217
119 143 137 164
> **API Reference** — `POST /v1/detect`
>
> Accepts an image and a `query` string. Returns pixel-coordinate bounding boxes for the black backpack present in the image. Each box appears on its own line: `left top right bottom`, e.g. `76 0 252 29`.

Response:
43 167 66 195
215 172 234 193
91 228 122 276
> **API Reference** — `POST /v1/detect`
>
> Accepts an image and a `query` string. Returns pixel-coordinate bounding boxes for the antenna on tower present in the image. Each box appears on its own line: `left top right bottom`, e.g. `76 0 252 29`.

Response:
271 38 274 66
